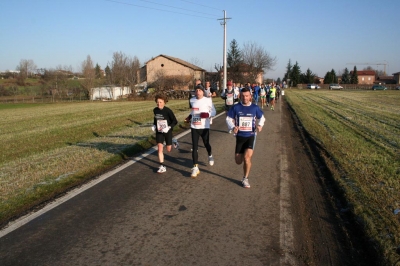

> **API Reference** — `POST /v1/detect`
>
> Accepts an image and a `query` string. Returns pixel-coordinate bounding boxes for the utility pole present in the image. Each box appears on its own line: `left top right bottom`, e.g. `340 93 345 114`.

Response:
218 10 231 91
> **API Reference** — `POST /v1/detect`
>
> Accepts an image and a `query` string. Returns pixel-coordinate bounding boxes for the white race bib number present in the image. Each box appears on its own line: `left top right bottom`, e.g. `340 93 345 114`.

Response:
157 120 168 132
226 93 234 105
238 117 252 132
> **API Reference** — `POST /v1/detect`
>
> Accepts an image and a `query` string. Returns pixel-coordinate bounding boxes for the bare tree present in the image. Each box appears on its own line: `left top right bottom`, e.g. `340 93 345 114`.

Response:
242 42 277 82
81 55 96 100
16 59 37 79
109 52 141 98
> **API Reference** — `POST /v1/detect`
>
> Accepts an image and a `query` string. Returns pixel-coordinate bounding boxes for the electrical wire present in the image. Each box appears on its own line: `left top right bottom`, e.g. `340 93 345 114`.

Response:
105 0 220 19
137 0 220 17
180 0 222 11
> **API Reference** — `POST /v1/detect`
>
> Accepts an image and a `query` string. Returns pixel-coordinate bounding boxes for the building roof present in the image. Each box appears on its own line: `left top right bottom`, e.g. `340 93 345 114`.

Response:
356 70 375 76
146 54 205 71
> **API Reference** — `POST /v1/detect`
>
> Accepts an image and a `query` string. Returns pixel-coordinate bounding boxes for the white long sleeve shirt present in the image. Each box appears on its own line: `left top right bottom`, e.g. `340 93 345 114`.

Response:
189 96 216 129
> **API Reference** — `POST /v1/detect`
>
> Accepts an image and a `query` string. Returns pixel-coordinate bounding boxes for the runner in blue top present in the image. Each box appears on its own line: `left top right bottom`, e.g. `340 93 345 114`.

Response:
225 87 265 188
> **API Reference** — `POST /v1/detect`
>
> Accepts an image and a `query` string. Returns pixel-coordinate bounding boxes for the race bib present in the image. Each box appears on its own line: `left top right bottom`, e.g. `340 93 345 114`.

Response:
226 93 234 105
191 107 202 126
238 117 252 132
157 120 168 132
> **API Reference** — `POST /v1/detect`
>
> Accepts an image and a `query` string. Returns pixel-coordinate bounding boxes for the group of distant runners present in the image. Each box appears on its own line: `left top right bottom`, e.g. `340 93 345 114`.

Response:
151 79 286 188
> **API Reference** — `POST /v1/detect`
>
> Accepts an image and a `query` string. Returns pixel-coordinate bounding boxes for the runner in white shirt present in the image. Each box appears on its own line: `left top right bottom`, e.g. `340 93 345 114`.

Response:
184 84 216 178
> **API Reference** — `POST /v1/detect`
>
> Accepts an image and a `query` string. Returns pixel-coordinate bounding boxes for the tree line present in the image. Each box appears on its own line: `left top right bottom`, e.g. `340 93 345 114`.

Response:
2 41 278 100
282 60 363 86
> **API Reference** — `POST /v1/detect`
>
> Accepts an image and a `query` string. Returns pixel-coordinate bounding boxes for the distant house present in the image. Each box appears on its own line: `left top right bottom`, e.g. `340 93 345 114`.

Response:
393 72 400 84
226 63 264 84
138 54 206 90
350 70 376 84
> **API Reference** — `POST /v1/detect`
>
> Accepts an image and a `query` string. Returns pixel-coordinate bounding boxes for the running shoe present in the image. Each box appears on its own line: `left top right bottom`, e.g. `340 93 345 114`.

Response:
157 165 166 173
208 155 214 166
172 138 179 149
191 166 200 178
228 129 232 134
242 177 250 188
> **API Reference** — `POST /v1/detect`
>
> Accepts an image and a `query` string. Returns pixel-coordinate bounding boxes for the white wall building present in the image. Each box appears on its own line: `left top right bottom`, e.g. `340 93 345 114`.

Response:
91 86 131 100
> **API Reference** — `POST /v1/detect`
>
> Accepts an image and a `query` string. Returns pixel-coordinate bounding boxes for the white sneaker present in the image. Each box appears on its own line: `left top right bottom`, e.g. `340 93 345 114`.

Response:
157 165 166 173
191 166 200 178
228 130 232 134
208 155 214 166
242 177 250 188
172 138 179 149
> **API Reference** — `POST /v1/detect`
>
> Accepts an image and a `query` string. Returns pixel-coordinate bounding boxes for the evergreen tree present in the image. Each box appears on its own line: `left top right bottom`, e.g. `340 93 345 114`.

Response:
291 61 301 86
227 39 242 68
276 77 281 85
227 39 243 82
330 69 338 83
283 59 292 82
341 68 350 84
302 68 315 84
351 66 358 84
324 71 333 84
95 64 101 79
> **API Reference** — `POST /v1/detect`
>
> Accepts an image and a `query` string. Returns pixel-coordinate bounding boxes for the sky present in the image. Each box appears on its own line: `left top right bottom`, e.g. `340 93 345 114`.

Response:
1 0 399 80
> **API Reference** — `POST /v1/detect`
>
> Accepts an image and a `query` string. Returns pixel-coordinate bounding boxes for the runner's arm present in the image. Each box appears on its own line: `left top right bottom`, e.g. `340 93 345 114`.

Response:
226 116 236 131
169 109 178 128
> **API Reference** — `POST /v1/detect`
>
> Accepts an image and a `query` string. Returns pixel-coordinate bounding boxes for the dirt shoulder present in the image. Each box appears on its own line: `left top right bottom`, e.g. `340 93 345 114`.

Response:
282 98 376 265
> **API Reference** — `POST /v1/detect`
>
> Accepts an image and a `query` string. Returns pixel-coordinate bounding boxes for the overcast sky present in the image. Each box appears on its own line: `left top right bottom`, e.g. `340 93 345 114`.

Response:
1 0 399 80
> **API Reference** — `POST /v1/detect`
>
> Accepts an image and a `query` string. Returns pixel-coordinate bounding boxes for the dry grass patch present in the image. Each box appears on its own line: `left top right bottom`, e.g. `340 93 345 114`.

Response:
285 89 400 265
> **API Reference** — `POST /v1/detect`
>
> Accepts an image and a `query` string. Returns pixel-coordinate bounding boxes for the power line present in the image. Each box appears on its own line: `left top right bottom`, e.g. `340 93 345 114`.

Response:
105 0 219 19
180 0 222 11
137 0 220 17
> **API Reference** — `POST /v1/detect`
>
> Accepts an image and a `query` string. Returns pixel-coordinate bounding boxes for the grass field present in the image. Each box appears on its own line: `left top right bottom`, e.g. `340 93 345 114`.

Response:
285 89 400 265
0 99 225 226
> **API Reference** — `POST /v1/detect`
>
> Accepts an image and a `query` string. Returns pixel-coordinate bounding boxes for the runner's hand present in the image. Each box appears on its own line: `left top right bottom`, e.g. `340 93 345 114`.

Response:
200 112 209 118
162 126 170 133
184 115 192 123
257 125 263 132
151 125 156 132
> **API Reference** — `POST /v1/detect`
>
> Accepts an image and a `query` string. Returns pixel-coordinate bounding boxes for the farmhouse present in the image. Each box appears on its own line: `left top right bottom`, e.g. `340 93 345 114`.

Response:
138 54 206 90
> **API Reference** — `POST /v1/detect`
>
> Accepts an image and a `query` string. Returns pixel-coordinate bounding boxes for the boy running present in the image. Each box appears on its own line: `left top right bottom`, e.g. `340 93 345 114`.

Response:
152 94 178 173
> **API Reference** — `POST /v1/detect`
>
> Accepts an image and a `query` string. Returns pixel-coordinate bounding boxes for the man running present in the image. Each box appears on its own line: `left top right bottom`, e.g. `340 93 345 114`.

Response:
186 84 216 178
225 87 265 188
152 94 178 173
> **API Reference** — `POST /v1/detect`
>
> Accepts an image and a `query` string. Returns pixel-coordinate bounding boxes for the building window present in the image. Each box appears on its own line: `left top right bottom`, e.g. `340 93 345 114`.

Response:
362 77 364 81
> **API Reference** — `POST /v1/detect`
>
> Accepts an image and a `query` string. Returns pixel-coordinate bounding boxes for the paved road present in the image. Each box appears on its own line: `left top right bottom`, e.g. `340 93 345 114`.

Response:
0 99 350 265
